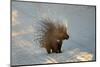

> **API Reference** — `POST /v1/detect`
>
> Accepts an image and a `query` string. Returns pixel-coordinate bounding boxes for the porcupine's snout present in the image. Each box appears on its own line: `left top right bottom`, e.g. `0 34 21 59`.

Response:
64 34 69 40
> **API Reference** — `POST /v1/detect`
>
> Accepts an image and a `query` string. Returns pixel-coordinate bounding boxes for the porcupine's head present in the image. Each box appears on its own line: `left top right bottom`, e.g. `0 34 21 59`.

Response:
34 18 69 47
54 22 69 40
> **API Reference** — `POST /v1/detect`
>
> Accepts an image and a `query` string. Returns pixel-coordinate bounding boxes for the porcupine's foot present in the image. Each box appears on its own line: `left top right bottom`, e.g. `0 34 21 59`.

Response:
58 50 62 53
47 51 51 54
47 49 51 54
55 50 62 53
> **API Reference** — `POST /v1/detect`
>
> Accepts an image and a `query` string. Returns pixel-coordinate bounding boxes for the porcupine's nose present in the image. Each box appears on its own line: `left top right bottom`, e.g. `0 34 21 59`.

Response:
65 35 69 40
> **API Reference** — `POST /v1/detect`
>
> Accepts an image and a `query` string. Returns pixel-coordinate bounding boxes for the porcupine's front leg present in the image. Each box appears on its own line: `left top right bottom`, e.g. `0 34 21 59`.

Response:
58 40 62 53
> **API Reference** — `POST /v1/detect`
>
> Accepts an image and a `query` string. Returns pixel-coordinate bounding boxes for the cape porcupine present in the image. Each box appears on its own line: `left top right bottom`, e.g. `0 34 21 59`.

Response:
34 18 69 54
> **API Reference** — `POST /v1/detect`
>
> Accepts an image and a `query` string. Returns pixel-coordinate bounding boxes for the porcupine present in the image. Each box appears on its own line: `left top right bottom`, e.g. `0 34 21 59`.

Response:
35 18 69 54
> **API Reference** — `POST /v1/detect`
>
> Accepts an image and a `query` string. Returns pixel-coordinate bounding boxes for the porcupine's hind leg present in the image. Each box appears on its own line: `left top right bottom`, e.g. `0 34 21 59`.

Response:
46 46 51 54
47 49 51 54
44 44 51 54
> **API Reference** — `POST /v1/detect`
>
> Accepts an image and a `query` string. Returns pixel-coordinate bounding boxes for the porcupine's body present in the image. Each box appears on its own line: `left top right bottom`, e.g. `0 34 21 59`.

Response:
35 18 69 54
